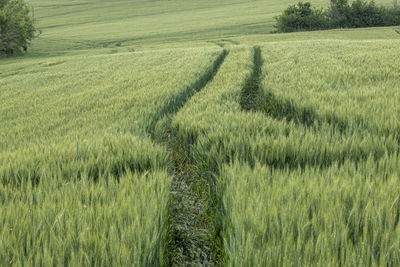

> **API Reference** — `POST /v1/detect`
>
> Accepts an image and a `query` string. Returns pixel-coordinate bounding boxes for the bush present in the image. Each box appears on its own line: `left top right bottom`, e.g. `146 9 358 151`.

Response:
328 0 351 27
274 2 329 32
330 0 400 27
381 4 400 25
330 0 385 27
0 0 35 57
275 0 400 33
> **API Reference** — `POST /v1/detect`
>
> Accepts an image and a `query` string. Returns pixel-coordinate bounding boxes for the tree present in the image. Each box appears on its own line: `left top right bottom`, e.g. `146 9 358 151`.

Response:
0 0 35 57
275 0 400 33
274 2 328 32
328 0 351 27
349 0 385 27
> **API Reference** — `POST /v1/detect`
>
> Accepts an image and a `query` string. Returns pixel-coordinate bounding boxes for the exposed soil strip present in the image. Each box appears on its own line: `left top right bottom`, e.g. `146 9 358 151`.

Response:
146 50 228 266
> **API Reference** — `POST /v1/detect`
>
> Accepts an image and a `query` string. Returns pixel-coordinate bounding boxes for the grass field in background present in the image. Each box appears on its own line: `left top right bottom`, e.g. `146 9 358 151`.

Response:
1 0 400 265
23 0 397 56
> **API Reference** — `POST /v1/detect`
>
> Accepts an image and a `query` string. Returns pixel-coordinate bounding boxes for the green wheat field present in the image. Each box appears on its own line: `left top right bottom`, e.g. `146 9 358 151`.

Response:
1 0 399 266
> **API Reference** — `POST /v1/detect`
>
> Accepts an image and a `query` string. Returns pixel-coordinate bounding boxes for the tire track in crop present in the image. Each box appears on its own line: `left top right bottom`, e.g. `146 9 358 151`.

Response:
147 50 228 266
240 46 396 170
240 45 319 127
148 49 228 138
165 128 222 266
240 46 349 131
245 49 400 154
239 47 355 169
241 49 395 136
239 46 264 112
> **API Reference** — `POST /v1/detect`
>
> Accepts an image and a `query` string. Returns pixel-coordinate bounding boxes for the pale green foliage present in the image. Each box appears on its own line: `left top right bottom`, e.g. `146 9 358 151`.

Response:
172 43 400 265
0 0 400 264
22 0 394 57
0 48 219 183
0 171 171 266
0 47 221 265
0 134 169 185
221 160 400 266
173 45 398 169
172 47 252 139
24 0 324 56
260 39 400 137
0 48 219 151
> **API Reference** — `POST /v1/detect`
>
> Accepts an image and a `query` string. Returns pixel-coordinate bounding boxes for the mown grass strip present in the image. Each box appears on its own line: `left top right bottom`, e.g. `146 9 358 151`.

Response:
164 47 254 266
239 46 330 132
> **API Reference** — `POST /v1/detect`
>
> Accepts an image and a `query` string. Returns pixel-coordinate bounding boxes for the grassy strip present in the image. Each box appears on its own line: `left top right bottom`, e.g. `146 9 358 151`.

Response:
171 46 398 173
164 44 400 265
239 46 398 164
262 85 353 133
226 43 400 264
166 48 254 265
239 46 337 130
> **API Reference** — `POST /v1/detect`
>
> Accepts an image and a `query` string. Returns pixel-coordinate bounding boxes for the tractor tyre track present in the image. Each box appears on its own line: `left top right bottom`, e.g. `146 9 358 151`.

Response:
146 49 228 266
